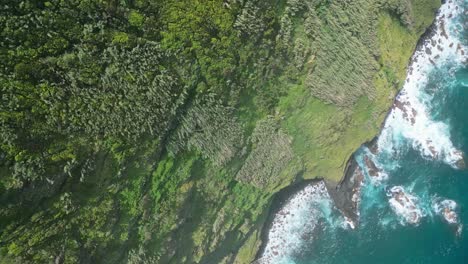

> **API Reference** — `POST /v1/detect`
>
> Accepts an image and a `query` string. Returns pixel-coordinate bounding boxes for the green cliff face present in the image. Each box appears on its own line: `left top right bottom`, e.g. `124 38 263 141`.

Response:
0 0 440 263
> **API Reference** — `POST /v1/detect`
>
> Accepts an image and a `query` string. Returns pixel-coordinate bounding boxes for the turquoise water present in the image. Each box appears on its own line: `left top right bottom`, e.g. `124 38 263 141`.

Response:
260 1 468 263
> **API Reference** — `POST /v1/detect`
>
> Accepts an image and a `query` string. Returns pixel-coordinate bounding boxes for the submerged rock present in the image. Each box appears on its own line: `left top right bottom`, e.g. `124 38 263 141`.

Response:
453 150 466 169
443 208 458 224
387 186 423 225
364 155 380 177
433 198 463 236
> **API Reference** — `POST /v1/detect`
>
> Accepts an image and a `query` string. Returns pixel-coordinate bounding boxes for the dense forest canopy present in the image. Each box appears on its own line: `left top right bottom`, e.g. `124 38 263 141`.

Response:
0 0 440 263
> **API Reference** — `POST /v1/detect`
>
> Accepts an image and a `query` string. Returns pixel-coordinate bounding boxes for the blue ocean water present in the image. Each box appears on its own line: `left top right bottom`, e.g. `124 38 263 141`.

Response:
260 1 468 263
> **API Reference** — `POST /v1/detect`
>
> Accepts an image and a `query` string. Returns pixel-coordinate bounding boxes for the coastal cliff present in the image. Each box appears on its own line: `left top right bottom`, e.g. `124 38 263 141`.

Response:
256 0 468 261
242 1 443 262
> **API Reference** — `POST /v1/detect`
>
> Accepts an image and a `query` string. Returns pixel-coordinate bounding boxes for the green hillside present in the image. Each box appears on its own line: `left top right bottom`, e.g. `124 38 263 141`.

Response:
0 0 440 263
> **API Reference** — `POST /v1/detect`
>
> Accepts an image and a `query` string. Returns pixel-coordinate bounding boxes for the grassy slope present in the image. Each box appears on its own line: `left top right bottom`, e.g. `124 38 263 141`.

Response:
276 2 439 182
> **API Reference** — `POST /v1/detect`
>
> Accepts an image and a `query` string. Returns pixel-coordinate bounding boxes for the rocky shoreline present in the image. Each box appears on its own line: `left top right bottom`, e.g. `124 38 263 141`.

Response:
333 0 468 223
325 2 460 228
253 1 468 262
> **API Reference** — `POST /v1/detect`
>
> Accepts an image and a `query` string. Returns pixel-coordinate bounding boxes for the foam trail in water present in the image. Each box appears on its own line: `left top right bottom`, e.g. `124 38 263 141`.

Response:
259 182 344 264
377 0 467 169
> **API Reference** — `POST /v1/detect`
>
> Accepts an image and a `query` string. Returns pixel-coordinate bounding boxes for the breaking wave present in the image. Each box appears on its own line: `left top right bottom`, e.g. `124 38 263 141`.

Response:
259 182 345 264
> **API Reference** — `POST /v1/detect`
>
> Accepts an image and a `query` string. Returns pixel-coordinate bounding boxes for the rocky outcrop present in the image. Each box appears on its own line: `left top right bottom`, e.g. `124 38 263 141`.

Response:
326 156 364 228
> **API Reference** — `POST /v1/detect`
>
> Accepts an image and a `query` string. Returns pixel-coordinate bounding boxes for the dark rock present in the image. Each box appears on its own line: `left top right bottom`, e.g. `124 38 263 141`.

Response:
425 47 432 55
325 157 363 226
440 19 449 39
364 155 380 177
369 142 379 155
393 99 411 121
455 151 466 169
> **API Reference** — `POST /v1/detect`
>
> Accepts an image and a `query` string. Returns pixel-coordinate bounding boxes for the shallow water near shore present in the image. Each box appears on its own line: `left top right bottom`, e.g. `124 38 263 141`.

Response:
259 1 468 263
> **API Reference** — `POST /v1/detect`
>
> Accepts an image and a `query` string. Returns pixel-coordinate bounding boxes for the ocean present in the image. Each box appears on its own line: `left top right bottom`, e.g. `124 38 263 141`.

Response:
258 1 468 263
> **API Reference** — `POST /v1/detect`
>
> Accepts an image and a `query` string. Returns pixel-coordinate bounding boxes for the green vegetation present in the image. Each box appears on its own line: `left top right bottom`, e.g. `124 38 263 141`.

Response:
0 0 440 263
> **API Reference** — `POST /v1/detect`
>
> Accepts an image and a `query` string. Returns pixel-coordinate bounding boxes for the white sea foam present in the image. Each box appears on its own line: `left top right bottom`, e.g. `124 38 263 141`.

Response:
387 186 424 225
259 182 341 264
378 0 467 168
433 199 458 222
